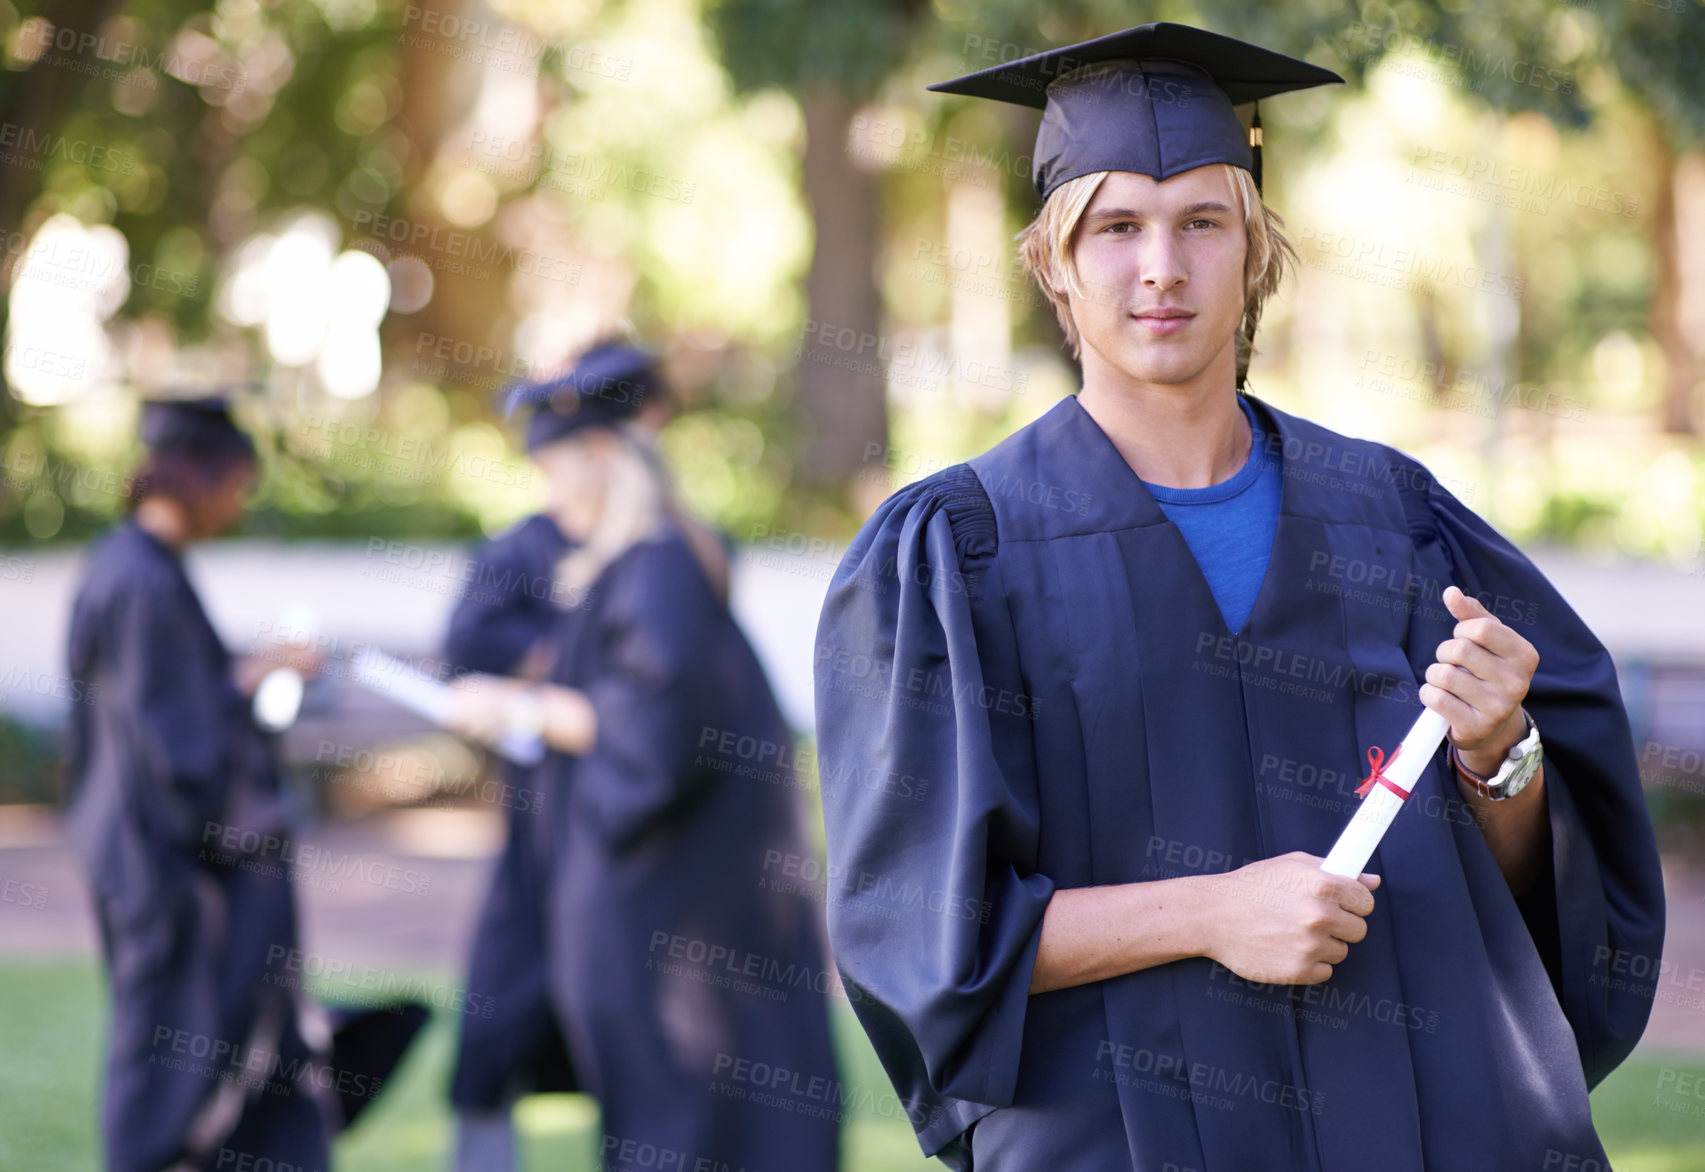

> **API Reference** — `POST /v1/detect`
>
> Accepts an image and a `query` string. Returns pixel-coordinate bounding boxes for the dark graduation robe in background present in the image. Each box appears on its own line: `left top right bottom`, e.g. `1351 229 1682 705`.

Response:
65 521 330 1172
537 523 838 1172
814 392 1664 1171
443 511 579 1109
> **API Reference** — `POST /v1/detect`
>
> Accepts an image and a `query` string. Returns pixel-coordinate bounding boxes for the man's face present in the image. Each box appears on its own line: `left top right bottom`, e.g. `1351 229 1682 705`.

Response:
1066 166 1248 389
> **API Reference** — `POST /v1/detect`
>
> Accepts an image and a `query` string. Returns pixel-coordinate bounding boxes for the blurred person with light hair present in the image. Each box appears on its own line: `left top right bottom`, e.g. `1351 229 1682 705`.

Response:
814 23 1663 1172
441 341 729 1170
443 344 837 1172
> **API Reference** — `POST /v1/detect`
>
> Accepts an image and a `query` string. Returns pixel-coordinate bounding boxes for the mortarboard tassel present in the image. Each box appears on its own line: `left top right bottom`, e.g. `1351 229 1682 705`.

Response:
1250 103 1263 195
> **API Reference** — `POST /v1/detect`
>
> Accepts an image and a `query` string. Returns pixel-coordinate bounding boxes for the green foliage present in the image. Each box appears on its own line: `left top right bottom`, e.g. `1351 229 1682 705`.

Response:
2 0 1704 544
706 0 933 96
1596 0 1705 149
0 712 60 805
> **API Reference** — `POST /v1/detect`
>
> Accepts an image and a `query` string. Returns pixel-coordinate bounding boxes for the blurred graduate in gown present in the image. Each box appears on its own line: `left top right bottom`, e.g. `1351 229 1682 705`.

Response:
444 343 729 1170
64 397 424 1172
443 345 837 1172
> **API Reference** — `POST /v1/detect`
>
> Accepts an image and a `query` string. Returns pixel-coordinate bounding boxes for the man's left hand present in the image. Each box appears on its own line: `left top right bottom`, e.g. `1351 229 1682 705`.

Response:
1418 585 1539 776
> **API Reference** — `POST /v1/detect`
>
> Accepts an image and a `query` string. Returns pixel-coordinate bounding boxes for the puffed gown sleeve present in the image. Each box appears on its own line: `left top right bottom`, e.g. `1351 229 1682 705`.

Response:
813 466 1055 1154
1403 478 1666 1089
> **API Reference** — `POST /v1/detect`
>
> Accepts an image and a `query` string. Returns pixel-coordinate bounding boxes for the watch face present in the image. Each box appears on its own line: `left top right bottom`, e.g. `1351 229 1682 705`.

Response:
1491 743 1543 800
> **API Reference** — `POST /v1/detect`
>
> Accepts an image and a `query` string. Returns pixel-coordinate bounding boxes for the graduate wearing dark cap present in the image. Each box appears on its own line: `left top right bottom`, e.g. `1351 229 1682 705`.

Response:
442 343 829 1171
815 23 1662 1171
439 345 647 1169
64 397 425 1172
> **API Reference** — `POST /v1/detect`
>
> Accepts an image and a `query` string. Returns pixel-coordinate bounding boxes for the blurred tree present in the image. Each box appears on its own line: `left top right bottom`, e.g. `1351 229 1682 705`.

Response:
0 0 418 539
0 0 128 446
705 0 932 491
4 0 1703 543
1597 3 1705 434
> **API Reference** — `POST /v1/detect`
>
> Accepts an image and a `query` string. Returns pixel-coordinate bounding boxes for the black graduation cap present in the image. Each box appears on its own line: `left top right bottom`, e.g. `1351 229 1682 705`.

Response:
138 395 256 460
928 22 1343 198
503 342 659 452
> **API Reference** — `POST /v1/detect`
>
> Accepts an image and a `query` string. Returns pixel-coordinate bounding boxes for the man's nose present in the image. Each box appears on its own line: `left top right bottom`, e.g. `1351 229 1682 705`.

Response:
1140 236 1187 290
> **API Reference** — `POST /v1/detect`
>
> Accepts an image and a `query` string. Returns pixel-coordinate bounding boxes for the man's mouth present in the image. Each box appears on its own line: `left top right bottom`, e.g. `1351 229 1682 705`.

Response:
1132 308 1195 333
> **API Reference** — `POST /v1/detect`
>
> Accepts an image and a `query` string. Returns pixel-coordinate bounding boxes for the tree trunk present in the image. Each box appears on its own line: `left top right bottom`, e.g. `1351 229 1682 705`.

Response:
1651 136 1703 436
796 87 886 491
386 0 515 399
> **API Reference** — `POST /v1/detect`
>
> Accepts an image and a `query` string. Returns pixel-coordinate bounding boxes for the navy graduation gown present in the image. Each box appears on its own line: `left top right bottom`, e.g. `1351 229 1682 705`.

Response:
538 525 839 1172
65 522 329 1172
813 393 1664 1171
442 512 580 1110
444 512 573 678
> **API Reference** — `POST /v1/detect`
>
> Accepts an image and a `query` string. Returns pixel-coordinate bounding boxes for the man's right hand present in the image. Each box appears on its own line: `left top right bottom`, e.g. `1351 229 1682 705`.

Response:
1194 851 1380 985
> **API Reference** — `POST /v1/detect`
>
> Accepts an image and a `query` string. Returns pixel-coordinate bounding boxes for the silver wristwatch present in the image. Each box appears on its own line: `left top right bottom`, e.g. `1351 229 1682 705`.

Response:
1450 709 1543 801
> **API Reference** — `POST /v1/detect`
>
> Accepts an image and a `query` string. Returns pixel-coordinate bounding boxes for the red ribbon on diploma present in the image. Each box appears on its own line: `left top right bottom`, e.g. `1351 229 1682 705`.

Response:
1354 744 1410 800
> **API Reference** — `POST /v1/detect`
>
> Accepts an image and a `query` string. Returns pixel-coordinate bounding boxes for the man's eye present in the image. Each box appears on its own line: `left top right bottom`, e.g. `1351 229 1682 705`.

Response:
1188 218 1218 230
1105 221 1136 234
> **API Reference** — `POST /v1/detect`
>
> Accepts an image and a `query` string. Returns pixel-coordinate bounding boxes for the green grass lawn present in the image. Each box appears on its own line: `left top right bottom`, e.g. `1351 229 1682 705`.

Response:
0 960 938 1172
3 958 1701 1171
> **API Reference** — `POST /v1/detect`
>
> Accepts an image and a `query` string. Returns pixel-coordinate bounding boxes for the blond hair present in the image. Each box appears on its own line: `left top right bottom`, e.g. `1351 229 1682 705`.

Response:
550 421 730 607
1016 164 1295 388
551 422 667 605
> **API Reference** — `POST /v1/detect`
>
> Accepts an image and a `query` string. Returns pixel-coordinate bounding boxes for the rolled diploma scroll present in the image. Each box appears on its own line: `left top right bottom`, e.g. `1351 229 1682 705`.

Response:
1320 707 1451 878
348 648 546 767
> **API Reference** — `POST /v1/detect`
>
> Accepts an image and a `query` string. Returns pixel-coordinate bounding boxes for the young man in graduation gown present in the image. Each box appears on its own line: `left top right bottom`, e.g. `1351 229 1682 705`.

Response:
813 24 1664 1172
64 398 425 1172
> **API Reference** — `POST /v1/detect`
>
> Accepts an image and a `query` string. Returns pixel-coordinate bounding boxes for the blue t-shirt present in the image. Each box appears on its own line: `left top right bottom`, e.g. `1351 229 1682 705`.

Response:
1142 395 1281 634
